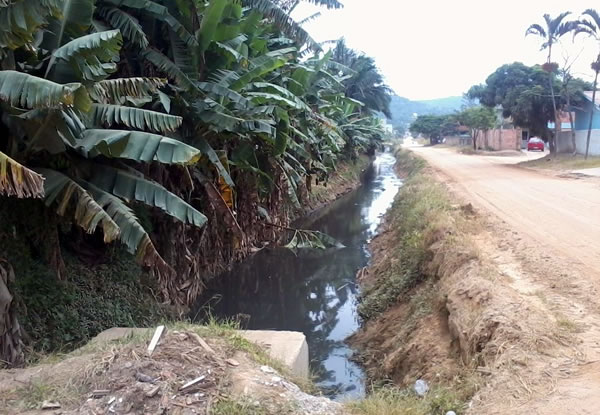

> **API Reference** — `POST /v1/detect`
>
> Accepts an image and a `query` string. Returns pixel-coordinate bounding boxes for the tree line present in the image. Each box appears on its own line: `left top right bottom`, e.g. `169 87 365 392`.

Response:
0 0 391 366
411 9 600 157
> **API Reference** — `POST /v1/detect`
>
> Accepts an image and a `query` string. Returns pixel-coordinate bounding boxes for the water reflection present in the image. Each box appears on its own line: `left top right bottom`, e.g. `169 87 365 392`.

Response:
192 151 401 400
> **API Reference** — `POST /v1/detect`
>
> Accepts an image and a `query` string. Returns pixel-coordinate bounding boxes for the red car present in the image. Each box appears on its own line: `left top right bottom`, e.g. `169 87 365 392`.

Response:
527 137 545 151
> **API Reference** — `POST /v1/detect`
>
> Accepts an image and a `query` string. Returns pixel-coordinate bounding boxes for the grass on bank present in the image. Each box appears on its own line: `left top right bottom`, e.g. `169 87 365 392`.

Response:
347 383 474 415
519 153 600 170
358 149 461 320
309 154 370 206
350 148 482 414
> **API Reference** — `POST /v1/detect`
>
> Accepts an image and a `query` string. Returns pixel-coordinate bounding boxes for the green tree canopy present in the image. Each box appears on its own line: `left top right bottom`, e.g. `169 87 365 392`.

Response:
467 62 559 140
409 114 456 144
455 106 497 150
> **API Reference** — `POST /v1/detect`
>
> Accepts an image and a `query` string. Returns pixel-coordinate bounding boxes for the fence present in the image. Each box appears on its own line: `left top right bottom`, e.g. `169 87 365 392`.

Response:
474 128 521 151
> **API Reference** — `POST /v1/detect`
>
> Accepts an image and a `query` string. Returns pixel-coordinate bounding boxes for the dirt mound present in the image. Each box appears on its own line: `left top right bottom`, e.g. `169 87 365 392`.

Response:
0 327 343 415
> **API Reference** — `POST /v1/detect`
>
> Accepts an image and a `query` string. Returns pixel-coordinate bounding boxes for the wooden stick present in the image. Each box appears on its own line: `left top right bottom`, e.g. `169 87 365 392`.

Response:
189 332 215 354
147 325 165 356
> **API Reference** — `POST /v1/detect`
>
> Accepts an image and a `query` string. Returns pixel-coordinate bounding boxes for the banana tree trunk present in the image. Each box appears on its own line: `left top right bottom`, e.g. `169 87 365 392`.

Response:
0 260 24 368
585 71 599 160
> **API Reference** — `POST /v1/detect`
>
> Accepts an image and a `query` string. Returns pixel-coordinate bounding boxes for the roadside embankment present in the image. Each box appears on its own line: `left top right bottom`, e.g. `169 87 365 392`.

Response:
349 149 583 414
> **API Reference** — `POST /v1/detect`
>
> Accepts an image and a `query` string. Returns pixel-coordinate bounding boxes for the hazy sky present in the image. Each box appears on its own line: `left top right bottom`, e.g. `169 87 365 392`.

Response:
293 0 600 100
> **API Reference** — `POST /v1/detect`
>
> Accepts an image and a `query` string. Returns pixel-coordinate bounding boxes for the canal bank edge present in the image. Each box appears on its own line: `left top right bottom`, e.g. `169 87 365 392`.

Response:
306 154 372 213
87 327 310 380
1 156 371 368
0 323 343 414
348 148 581 414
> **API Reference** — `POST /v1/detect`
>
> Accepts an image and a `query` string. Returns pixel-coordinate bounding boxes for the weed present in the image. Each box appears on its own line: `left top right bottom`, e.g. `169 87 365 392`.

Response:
555 315 580 333
310 155 369 205
519 153 600 170
358 151 456 319
211 398 269 415
10 378 86 410
347 384 470 415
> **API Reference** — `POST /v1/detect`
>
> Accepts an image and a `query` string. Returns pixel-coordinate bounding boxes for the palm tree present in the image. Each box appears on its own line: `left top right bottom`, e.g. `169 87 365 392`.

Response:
332 39 392 118
526 12 576 154
575 9 600 159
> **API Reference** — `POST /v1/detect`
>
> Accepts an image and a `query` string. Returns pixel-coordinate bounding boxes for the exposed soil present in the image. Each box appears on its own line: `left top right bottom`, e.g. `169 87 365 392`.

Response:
353 146 600 414
411 146 600 413
0 327 343 415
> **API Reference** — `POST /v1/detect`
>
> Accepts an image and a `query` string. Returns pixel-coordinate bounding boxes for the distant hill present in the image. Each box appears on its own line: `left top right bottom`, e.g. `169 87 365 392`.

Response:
389 95 464 132
416 96 464 112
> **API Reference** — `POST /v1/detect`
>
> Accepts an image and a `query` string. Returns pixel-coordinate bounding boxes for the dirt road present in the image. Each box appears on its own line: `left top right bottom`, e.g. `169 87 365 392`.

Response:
409 145 600 415
410 146 600 275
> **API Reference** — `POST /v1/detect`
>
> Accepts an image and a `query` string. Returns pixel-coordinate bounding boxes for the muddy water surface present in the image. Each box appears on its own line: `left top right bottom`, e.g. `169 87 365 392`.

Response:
193 151 401 400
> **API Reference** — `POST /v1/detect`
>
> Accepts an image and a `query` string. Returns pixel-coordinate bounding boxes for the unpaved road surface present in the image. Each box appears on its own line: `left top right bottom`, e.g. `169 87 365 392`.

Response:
410 146 600 276
409 145 600 415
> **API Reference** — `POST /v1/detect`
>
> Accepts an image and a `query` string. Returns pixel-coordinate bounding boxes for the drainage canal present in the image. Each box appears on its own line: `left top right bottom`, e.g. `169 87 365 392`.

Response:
193 150 401 400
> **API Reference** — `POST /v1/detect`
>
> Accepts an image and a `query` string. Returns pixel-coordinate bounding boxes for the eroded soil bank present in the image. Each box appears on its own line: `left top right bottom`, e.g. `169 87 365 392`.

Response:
350 149 599 414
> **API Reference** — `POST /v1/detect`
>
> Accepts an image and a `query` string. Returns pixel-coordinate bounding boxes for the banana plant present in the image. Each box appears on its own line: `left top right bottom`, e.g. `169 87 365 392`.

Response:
0 2 209 276
1 0 389 293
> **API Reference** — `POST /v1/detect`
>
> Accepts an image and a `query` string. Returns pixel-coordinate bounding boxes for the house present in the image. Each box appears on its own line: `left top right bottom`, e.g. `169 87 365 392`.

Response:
571 91 600 156
548 111 575 153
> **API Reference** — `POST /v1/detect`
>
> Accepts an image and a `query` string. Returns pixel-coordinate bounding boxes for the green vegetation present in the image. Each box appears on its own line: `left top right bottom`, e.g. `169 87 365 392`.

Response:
352 149 481 414
348 385 471 415
525 12 576 154
16 251 170 357
519 153 600 170
409 10 600 156
212 399 271 415
309 154 369 206
409 105 495 149
467 62 589 152
358 149 452 319
456 106 496 150
408 114 456 145
0 200 170 361
388 95 463 135
0 0 391 366
464 10 600 156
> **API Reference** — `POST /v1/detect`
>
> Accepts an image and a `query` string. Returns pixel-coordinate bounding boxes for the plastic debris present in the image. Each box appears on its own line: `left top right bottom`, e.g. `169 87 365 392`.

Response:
414 379 429 396
135 372 157 383
180 375 206 390
260 365 275 374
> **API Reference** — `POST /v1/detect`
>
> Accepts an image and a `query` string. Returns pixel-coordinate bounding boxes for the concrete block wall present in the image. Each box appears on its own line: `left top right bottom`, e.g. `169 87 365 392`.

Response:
476 128 520 151
444 136 472 146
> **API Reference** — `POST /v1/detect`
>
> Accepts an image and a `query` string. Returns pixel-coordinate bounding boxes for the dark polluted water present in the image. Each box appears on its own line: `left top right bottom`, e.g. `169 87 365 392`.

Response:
192 151 402 401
